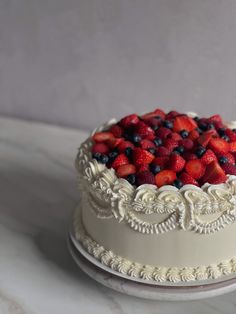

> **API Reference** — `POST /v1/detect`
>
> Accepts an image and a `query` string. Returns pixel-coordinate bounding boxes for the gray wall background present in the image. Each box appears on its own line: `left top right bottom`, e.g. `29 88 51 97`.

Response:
0 0 236 131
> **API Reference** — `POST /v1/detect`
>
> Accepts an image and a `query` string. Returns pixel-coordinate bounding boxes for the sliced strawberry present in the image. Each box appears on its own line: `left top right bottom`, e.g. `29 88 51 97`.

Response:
214 121 225 130
132 148 155 165
135 121 155 139
92 143 110 155
201 149 217 166
140 139 156 150
155 170 177 188
141 112 162 121
197 130 216 147
120 114 139 128
136 171 155 186
110 124 123 137
185 159 206 179
156 127 172 139
229 142 236 153
153 108 166 120
188 129 200 141
145 117 162 128
164 139 179 153
165 110 180 119
111 154 129 169
179 139 194 150
225 128 236 141
207 114 223 124
179 172 199 186
117 140 134 153
92 132 114 142
182 152 197 161
168 154 186 172
106 137 123 149
218 152 235 164
173 116 198 132
152 156 169 168
116 164 136 178
156 146 170 157
201 161 227 184
209 138 229 154
221 163 236 175
167 132 182 141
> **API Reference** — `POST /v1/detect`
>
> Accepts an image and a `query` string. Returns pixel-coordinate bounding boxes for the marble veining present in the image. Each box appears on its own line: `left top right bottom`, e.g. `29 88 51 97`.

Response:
1 117 236 313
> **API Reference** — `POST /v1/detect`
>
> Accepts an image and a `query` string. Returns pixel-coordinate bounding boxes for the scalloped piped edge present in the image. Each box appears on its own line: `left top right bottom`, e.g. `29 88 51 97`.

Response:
73 207 236 283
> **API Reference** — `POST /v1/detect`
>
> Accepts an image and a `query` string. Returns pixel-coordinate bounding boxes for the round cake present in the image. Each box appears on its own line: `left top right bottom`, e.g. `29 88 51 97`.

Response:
74 108 236 284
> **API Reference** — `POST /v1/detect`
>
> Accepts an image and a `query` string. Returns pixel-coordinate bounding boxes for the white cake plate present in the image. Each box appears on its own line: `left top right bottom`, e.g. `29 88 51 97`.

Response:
68 233 236 301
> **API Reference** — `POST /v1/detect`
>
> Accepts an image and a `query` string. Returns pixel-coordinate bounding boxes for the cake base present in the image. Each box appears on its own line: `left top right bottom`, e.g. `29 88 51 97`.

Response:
68 210 236 300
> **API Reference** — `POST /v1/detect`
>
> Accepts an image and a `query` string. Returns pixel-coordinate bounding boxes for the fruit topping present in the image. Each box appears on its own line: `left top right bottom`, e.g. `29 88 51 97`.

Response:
155 170 177 187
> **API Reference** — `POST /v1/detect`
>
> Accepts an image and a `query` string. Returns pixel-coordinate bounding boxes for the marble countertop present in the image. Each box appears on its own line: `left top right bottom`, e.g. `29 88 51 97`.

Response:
1 117 236 314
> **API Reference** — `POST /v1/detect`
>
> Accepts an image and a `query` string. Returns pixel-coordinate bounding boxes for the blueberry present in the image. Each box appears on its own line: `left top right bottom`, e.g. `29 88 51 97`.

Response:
173 179 183 189
198 122 208 131
99 154 109 164
207 123 215 130
163 120 173 129
124 147 133 157
219 156 229 165
148 147 156 155
153 138 162 146
221 135 230 142
150 163 161 175
109 151 118 161
126 174 136 185
195 146 206 157
196 127 203 135
92 152 101 160
180 130 189 138
132 134 141 144
194 116 200 122
174 146 185 154
151 125 159 131
233 129 236 133
218 128 226 136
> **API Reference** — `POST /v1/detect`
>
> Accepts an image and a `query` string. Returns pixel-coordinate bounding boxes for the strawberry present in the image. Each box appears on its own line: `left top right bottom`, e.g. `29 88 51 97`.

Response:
167 132 182 141
136 171 155 186
145 117 162 128
168 154 186 172
179 139 194 150
229 142 236 153
137 164 150 172
218 152 235 164
111 154 129 169
156 146 170 156
116 164 136 178
209 138 229 154
179 172 199 186
221 163 236 175
182 152 197 161
225 129 236 142
156 127 172 139
188 129 200 141
201 149 217 166
166 110 180 119
106 137 123 149
173 116 198 132
155 170 177 188
92 132 114 142
135 121 155 139
141 111 163 121
152 156 169 168
117 140 134 153
185 160 206 179
164 139 179 153
110 124 123 137
201 161 227 184
153 108 166 120
132 148 155 165
197 130 216 147
140 139 156 150
120 114 139 128
92 143 110 155
207 114 223 124
214 121 225 130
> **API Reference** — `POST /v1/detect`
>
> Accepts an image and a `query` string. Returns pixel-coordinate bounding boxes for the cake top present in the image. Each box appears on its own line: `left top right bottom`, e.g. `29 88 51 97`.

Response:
91 109 236 188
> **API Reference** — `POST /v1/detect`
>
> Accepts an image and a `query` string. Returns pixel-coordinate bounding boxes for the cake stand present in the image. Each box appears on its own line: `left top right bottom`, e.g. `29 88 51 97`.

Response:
68 210 236 301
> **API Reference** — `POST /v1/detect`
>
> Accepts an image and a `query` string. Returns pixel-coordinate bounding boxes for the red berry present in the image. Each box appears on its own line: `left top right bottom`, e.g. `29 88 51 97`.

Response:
188 129 200 141
197 130 216 147
92 143 110 155
135 121 155 139
164 139 179 153
201 149 217 166
116 164 136 178
145 117 162 128
156 127 172 139
111 154 129 169
155 170 177 188
117 140 134 153
156 146 170 157
179 172 199 186
173 116 198 132
153 108 166 120
182 152 197 161
225 129 236 142
185 160 206 179
137 164 150 172
136 171 155 186
218 152 235 164
106 137 123 149
207 114 223 124
167 132 182 141
140 139 156 150
152 156 169 168
132 148 155 165
201 161 227 184
209 138 229 154
166 110 180 119
92 132 114 142
229 142 236 153
168 154 186 172
221 163 236 175
179 139 194 150
120 114 139 128
110 124 123 137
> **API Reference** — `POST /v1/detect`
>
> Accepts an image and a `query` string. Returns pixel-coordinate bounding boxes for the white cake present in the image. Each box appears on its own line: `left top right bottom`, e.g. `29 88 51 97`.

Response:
74 110 236 284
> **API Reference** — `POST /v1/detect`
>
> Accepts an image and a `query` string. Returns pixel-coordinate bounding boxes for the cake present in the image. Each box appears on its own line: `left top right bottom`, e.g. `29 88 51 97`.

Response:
74 108 236 284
